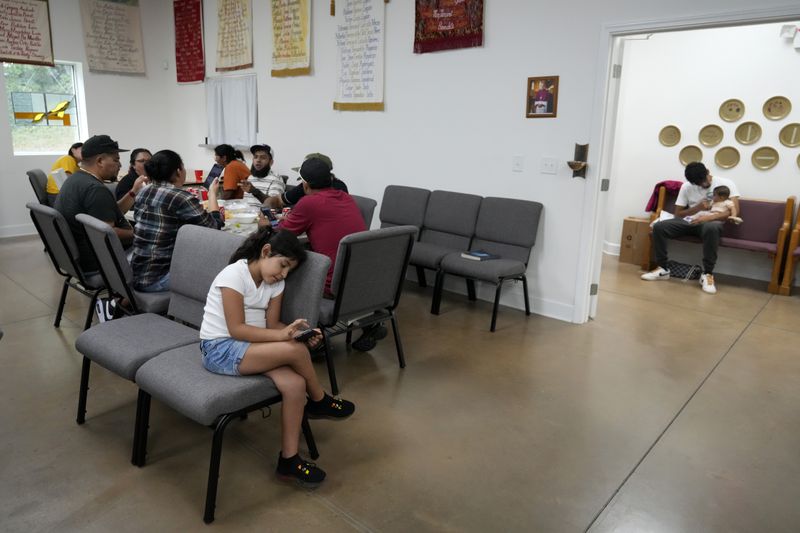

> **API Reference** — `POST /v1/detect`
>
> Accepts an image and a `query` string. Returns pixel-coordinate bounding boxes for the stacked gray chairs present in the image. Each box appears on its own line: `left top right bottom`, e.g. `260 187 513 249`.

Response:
76 214 171 316
432 197 543 331
131 225 330 523
351 194 378 228
317 225 418 394
379 185 430 282
27 169 49 206
27 202 105 331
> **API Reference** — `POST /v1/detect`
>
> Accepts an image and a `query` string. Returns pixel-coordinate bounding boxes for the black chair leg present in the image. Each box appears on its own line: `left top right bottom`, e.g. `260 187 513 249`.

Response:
83 291 101 331
490 281 504 332
76 356 91 425
416 266 427 288
204 414 236 524
132 390 151 467
54 279 69 327
521 276 531 316
390 312 406 368
345 330 352 347
431 270 445 315
301 415 319 460
322 329 339 395
466 279 476 301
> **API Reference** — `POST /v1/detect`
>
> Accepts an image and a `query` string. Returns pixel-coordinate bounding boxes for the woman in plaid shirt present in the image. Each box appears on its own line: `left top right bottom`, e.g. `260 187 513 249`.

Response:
131 150 224 292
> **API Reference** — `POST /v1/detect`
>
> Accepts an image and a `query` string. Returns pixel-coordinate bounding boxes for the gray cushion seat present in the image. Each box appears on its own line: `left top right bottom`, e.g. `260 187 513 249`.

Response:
408 241 461 269
439 254 526 281
409 190 482 270
75 313 198 380
135 344 278 426
132 290 171 315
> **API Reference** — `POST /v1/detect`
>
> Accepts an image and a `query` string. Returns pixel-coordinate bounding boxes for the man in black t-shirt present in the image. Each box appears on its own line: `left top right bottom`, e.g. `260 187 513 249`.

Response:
263 153 348 209
54 134 135 272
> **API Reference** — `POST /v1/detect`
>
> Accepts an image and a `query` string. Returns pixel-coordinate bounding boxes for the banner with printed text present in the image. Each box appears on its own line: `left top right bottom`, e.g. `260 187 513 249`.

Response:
174 0 204 83
271 0 310 77
80 0 146 74
414 0 483 54
216 0 252 72
0 0 54 66
333 0 384 111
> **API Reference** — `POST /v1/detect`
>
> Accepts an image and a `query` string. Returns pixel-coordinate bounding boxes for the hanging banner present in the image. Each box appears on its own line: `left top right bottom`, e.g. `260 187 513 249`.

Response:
0 0 54 66
216 0 252 72
271 0 310 77
80 0 146 74
413 0 483 54
333 0 384 111
174 0 204 83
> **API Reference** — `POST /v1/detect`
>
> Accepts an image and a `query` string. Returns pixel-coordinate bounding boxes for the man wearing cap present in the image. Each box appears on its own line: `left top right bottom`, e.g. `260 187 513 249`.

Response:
264 153 348 210
55 134 145 272
238 144 285 201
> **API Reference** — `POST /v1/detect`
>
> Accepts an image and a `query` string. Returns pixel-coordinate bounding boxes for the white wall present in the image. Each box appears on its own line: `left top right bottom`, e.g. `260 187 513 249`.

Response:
604 22 800 283
2 1 799 322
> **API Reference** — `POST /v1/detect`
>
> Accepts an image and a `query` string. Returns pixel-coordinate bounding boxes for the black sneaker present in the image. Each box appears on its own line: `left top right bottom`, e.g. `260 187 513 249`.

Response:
276 453 326 485
305 393 355 420
351 323 388 352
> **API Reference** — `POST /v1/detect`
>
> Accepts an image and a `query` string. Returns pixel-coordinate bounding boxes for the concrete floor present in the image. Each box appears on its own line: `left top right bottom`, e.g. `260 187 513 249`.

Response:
1 237 799 532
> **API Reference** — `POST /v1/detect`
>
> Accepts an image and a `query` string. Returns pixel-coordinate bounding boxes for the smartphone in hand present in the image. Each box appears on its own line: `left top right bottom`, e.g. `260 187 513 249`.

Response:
293 328 318 342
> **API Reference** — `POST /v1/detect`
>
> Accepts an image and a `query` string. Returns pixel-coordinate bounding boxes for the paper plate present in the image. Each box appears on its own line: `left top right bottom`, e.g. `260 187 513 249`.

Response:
658 125 681 146
714 146 740 169
734 121 761 145
719 99 745 122
698 124 723 147
751 146 779 170
778 123 800 147
763 96 791 120
679 145 702 166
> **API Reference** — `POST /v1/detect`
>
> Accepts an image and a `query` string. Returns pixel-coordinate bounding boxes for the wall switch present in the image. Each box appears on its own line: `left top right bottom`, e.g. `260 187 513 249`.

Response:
512 156 524 172
540 157 558 175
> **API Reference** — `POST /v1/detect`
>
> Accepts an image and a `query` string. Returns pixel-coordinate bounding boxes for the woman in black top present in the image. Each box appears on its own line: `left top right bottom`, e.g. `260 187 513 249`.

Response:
115 148 152 200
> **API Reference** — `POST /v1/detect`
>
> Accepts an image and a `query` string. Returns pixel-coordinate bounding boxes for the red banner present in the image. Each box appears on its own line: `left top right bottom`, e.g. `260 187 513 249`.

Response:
414 0 483 54
174 0 205 83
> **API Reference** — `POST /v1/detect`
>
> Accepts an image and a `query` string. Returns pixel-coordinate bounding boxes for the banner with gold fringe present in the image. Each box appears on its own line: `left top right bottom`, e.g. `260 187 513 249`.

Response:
333 0 384 111
271 0 310 77
414 0 483 54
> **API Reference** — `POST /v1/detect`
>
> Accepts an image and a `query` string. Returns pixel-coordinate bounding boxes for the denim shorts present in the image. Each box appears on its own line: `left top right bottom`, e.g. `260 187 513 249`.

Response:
200 338 250 376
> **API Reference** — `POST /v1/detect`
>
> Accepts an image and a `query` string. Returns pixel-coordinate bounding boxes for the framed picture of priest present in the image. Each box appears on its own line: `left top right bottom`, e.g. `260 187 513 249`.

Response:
526 76 559 118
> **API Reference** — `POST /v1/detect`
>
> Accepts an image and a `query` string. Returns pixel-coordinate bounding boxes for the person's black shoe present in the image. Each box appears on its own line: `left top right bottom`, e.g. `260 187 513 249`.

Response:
351 323 388 352
276 453 326 485
305 393 355 420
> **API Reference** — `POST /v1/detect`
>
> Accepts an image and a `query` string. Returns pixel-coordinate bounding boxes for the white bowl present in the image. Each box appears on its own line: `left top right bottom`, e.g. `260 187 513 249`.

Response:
231 213 257 224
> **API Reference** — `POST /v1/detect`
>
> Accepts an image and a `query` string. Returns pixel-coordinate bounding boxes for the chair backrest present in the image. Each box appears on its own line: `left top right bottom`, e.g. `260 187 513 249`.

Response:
722 198 794 243
379 185 430 230
327 225 418 323
658 185 680 216
76 213 136 306
419 190 482 250
280 251 330 326
27 169 49 206
27 201 85 281
350 194 378 228
470 197 544 264
167 226 245 327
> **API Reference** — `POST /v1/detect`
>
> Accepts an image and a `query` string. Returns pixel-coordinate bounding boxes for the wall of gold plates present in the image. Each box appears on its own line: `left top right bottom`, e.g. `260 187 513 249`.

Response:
659 96 800 171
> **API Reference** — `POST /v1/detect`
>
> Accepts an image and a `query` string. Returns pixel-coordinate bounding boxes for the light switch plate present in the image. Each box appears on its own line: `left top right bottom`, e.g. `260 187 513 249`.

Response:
512 156 524 172
540 157 558 174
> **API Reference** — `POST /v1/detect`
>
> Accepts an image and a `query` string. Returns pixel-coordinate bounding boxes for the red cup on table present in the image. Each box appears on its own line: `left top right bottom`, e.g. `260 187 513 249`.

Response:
194 169 203 183
201 189 208 201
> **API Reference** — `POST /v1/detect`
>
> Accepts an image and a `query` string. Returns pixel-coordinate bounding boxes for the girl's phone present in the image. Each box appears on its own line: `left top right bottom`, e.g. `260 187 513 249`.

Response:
260 206 277 221
293 328 317 342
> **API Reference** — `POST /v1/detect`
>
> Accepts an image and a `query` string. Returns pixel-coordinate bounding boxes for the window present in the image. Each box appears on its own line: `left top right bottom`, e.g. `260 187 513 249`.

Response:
3 61 87 155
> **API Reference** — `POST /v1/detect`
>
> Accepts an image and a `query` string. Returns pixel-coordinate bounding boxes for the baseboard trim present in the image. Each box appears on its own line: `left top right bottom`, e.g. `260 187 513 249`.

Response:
603 241 620 256
0 223 36 239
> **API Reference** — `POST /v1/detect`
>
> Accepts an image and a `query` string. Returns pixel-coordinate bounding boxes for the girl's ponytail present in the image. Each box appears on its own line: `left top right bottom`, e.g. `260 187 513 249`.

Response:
229 227 307 266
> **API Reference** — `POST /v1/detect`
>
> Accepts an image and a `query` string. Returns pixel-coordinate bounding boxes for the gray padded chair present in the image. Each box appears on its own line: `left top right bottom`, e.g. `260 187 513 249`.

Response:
132 226 329 523
433 197 543 331
378 185 430 230
317 225 418 394
410 190 481 287
351 194 378 228
27 169 49 206
27 202 105 331
76 213 171 315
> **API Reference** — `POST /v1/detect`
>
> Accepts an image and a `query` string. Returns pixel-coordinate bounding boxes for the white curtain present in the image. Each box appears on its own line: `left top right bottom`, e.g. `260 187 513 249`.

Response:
205 74 258 146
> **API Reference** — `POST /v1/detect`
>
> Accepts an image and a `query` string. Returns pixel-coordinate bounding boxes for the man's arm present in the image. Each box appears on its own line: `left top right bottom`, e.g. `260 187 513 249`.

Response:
674 201 709 218
117 175 148 214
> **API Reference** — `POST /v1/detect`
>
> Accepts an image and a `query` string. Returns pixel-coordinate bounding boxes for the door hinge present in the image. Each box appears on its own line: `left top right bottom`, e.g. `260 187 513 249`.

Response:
590 283 598 296
612 63 622 79
600 178 610 192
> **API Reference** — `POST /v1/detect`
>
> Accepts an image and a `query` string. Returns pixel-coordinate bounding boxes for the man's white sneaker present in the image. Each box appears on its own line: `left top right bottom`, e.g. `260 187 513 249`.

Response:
641 267 670 281
700 273 717 294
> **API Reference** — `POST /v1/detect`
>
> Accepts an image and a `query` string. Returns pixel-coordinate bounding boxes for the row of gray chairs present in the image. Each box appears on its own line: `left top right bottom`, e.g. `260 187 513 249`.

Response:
379 186 544 331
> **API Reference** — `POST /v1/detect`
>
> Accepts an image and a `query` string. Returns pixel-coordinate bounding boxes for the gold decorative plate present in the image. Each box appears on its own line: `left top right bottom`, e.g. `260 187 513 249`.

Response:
734 121 761 145
719 99 745 122
658 125 681 146
752 146 779 170
699 124 723 147
778 123 800 147
679 145 703 166
714 146 740 169
763 96 791 120
797 153 800 169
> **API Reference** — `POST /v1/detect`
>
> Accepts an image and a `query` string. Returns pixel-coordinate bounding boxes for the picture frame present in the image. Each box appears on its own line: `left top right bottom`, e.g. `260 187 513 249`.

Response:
526 76 559 118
